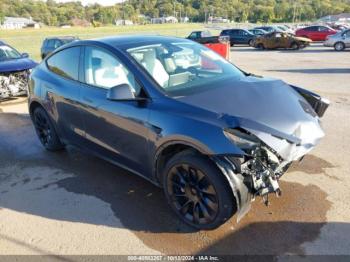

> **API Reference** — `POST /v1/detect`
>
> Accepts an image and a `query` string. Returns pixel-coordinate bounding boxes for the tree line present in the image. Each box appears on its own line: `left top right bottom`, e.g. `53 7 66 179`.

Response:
0 0 349 26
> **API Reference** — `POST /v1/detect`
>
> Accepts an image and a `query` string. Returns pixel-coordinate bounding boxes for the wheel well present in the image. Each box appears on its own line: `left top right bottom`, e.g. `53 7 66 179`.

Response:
29 101 43 118
156 143 201 185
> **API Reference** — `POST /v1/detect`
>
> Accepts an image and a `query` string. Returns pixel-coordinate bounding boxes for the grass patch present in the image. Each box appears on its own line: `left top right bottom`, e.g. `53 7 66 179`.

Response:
0 24 208 61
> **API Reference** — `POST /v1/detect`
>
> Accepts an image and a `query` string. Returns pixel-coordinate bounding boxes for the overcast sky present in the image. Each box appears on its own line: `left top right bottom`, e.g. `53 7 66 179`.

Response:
56 0 124 6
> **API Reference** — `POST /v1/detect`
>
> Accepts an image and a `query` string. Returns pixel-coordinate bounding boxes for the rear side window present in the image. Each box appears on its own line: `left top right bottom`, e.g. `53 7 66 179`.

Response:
47 47 80 81
306 26 317 32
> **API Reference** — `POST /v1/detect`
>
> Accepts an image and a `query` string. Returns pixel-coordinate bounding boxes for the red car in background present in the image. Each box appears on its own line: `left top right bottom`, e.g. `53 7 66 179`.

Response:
296 25 337 41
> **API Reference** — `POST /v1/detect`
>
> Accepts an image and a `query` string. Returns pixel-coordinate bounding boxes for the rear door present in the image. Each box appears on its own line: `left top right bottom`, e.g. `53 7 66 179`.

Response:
44 46 85 144
306 26 318 40
318 26 330 41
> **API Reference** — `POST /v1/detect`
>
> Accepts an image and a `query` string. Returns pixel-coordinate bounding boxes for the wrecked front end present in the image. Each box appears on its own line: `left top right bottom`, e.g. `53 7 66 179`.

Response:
213 90 330 222
213 130 293 221
0 70 31 100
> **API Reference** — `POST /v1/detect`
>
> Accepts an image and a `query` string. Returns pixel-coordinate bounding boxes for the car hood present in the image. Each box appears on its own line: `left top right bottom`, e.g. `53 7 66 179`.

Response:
176 76 325 160
0 57 38 73
294 36 312 42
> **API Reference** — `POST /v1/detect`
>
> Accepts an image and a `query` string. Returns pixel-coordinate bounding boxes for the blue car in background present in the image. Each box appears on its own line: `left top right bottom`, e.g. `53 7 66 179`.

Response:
0 41 37 100
248 28 268 36
220 29 256 46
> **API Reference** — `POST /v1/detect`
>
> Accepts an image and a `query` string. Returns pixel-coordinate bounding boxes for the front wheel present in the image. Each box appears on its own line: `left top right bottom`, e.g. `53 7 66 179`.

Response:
334 42 345 51
257 43 265 50
163 151 236 230
248 39 254 46
33 107 64 151
290 42 300 50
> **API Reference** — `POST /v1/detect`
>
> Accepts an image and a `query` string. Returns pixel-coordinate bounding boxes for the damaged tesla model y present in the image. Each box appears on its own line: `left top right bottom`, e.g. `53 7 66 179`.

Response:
0 41 37 100
28 36 329 229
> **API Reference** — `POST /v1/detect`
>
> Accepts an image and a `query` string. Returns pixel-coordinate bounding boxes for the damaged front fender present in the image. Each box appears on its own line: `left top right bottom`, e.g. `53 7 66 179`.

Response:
211 155 252 222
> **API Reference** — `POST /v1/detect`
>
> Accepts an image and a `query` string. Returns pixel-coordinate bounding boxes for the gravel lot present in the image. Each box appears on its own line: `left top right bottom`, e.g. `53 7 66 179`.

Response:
0 43 349 258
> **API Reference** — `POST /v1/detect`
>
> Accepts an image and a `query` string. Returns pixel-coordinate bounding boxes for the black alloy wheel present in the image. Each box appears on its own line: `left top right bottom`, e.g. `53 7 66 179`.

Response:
33 107 64 151
167 163 219 225
163 152 236 230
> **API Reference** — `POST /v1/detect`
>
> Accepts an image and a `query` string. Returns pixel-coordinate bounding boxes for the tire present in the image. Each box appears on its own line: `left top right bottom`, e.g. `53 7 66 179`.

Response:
334 42 345 51
32 107 64 151
248 39 253 46
290 42 300 50
162 151 236 230
257 43 265 50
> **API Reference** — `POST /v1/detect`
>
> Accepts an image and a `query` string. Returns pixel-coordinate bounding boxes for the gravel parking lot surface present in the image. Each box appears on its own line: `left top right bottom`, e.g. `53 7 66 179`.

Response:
0 43 349 257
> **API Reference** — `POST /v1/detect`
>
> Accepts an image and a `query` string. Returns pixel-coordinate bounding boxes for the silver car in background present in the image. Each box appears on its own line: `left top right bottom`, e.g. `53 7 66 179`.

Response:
324 29 350 51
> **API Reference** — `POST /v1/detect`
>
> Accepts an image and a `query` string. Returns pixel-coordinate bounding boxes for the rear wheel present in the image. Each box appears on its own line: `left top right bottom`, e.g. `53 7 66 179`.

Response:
33 107 64 151
163 151 236 230
334 42 345 51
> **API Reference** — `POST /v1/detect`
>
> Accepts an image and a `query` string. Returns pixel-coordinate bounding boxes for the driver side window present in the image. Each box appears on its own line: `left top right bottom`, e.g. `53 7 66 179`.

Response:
83 46 140 95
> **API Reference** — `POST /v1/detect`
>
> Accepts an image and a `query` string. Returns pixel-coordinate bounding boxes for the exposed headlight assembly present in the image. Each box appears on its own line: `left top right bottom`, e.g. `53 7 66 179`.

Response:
224 128 260 149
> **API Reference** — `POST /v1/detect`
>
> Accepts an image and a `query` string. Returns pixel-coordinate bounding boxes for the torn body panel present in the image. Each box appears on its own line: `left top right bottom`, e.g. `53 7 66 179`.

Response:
0 70 31 99
212 155 252 221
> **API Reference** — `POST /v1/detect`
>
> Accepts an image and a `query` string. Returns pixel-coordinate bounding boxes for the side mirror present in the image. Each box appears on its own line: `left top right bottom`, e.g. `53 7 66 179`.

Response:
22 53 29 58
107 84 135 101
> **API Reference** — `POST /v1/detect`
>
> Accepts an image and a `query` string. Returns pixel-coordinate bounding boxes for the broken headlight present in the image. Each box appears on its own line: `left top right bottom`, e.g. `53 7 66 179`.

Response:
224 128 260 149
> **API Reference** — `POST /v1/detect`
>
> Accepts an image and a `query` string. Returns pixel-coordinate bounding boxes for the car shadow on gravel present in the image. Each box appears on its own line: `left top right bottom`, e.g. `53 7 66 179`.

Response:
0 112 340 254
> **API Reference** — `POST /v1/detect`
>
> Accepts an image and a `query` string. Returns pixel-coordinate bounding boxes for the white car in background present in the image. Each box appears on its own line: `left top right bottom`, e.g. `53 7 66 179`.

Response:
324 29 350 51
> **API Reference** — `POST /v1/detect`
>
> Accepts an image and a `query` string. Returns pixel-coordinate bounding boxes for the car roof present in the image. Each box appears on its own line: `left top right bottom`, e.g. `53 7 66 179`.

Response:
91 35 188 48
45 36 77 40
55 35 192 54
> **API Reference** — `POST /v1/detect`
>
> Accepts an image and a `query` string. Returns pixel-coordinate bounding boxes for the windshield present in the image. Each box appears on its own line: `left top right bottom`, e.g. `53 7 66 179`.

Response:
127 41 244 96
0 45 22 61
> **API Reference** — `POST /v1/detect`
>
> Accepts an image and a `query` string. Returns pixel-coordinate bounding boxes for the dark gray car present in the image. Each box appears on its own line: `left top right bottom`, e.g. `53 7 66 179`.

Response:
40 36 79 59
29 35 329 229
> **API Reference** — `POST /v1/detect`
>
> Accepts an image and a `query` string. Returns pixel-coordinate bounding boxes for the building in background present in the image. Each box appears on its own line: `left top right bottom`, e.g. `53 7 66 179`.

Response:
115 19 134 26
0 17 40 29
151 16 178 24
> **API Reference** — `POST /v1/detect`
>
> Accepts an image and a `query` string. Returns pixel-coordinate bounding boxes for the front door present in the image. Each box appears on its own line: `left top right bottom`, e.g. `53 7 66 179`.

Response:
79 46 151 176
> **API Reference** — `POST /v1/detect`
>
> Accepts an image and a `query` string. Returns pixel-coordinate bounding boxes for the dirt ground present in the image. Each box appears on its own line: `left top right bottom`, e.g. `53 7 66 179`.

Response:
0 43 349 257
